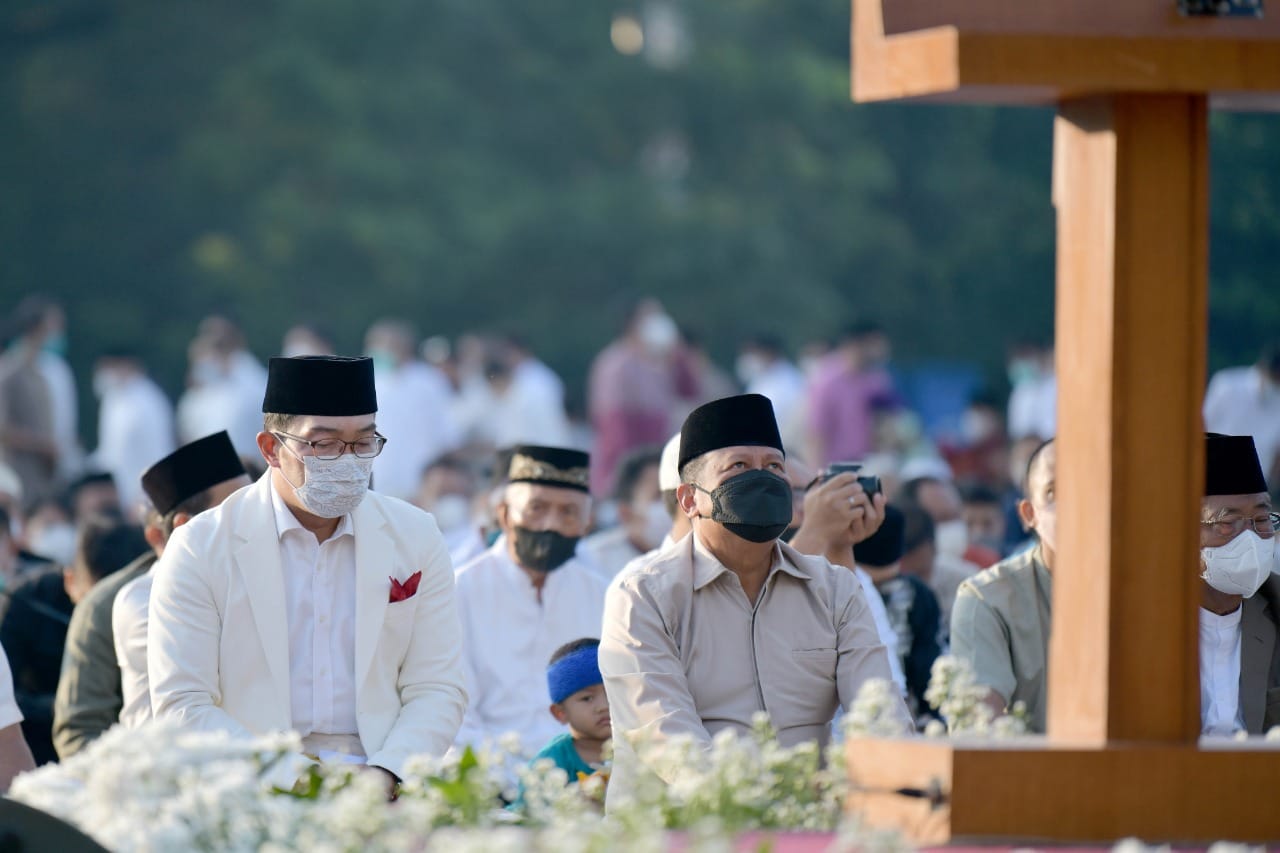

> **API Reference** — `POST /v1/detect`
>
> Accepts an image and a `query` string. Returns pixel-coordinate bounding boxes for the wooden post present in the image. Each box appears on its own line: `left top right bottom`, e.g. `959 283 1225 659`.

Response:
1048 94 1209 744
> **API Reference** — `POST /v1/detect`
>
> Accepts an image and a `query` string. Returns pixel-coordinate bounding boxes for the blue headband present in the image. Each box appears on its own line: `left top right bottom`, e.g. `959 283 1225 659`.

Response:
546 645 602 704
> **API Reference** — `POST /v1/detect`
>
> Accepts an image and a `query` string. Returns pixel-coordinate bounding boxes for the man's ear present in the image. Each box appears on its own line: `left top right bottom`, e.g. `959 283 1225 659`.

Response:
256 431 280 469
1016 498 1035 533
676 483 699 519
144 524 166 553
495 501 511 532
549 703 569 725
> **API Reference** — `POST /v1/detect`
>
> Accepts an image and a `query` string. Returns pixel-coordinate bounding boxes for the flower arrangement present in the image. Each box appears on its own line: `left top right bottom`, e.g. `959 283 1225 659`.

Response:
8 657 1025 852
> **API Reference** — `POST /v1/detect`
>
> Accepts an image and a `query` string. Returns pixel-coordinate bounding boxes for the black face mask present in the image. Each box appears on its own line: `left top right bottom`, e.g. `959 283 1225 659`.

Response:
695 469 793 544
511 526 579 573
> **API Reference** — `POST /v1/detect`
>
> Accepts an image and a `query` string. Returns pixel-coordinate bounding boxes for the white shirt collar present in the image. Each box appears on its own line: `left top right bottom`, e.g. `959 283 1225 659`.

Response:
269 478 354 542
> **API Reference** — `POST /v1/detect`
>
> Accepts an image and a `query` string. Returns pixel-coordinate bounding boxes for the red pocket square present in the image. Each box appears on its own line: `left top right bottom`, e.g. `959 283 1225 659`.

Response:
389 571 422 603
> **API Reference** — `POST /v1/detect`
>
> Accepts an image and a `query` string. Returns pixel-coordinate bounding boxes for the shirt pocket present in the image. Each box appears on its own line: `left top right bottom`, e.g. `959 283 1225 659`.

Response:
778 648 839 725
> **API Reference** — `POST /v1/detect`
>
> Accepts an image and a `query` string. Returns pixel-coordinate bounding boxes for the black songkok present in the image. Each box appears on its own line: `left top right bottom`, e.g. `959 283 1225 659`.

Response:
853 504 906 568
507 445 591 493
1205 433 1269 497
679 394 784 473
262 356 377 416
141 431 246 515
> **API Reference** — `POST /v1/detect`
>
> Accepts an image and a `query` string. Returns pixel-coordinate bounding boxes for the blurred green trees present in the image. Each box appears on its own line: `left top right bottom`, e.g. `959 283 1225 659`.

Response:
0 0 1275 415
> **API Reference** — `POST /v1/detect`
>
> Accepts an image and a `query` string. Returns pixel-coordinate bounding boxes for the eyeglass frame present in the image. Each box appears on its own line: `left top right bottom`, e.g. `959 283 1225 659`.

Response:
272 429 388 460
1199 511 1280 540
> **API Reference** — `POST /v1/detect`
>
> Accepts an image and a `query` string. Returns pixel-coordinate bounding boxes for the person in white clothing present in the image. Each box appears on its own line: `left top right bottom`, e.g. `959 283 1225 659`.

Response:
111 431 249 729
1203 342 1280 488
1197 433 1280 736
0 642 34 792
453 445 608 756
365 320 460 501
737 335 807 451
579 447 666 582
1005 340 1056 441
91 352 176 515
147 356 466 796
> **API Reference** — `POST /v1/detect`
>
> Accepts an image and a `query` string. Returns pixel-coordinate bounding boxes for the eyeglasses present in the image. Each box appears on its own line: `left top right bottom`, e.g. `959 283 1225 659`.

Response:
1200 511 1279 540
273 430 387 460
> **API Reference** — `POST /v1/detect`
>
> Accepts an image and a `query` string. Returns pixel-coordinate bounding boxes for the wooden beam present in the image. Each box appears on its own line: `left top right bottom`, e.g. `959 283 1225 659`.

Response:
851 0 1280 105
1049 94 1208 744
846 737 1280 844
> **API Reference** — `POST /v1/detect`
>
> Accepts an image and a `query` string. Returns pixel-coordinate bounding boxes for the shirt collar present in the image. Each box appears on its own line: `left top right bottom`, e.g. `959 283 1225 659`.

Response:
269 479 354 542
690 530 805 591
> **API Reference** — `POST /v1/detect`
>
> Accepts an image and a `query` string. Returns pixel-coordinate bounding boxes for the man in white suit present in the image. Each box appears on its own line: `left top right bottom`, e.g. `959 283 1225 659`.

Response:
148 355 467 794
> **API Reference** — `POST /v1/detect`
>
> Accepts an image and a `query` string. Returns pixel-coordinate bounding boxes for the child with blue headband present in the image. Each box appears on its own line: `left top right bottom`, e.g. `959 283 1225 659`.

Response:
535 637 611 780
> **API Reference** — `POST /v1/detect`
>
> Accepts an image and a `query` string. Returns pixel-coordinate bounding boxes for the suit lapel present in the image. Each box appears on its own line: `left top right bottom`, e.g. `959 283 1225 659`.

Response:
354 496 393 687
233 477 293 716
1239 593 1274 734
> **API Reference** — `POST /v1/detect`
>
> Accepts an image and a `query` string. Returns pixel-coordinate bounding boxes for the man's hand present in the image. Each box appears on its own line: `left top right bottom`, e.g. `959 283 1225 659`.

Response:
791 473 887 557
365 764 400 801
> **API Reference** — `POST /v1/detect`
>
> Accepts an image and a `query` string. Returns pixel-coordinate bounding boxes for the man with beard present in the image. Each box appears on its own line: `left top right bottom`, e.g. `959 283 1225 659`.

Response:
600 395 909 808
452 445 608 755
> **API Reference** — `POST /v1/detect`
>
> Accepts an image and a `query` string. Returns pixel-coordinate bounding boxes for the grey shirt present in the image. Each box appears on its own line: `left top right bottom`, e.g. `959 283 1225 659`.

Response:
599 532 908 808
949 546 1053 732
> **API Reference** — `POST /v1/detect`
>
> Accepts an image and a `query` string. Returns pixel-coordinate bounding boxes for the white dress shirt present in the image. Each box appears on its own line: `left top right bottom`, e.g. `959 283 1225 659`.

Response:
113 570 155 728
579 527 644 583
271 485 359 739
452 542 609 755
1199 606 1244 736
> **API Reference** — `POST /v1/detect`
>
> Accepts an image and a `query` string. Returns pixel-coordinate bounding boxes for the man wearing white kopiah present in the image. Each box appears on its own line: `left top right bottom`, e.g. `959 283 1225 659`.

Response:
600 394 910 808
1197 433 1280 736
452 445 608 755
148 356 466 793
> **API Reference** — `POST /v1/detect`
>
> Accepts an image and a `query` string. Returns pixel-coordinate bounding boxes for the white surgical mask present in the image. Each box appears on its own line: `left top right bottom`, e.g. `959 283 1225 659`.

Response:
282 446 373 519
935 519 969 558
1201 529 1276 597
431 494 471 534
735 353 765 386
29 522 78 566
641 500 672 551
637 313 678 354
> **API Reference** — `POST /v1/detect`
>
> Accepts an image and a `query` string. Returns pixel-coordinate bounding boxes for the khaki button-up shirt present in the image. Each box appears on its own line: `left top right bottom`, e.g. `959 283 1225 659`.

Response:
599 532 907 807
950 546 1052 732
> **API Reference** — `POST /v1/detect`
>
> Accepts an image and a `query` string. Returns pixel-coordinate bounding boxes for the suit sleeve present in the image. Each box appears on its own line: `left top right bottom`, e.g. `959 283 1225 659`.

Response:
949 580 1015 705
147 526 254 739
52 590 122 758
598 575 712 784
365 519 467 779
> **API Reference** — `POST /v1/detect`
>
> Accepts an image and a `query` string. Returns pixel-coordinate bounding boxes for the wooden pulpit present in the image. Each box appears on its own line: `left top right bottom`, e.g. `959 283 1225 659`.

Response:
843 1 1280 844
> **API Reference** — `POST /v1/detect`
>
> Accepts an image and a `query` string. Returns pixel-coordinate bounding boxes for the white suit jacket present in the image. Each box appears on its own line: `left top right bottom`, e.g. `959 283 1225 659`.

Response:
147 475 466 779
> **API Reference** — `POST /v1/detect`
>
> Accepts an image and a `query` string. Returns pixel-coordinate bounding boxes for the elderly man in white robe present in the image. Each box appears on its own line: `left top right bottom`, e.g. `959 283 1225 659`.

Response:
600 394 910 809
452 445 608 756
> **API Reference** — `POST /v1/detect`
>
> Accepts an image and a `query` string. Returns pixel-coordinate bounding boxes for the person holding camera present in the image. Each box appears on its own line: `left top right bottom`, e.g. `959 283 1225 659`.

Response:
599 394 910 810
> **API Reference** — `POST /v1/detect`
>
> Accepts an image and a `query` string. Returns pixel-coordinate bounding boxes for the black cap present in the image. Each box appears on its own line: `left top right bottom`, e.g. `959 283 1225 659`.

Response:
678 394 784 473
854 505 906 568
1205 433 1268 496
507 445 590 493
141 431 246 515
262 356 377 416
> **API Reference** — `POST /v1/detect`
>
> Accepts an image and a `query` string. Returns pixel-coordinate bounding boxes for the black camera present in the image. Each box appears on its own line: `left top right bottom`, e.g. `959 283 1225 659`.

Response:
823 462 882 498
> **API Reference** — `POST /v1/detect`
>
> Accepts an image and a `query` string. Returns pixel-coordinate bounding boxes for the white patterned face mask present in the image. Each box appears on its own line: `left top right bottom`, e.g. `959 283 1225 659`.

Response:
281 443 373 518
1201 529 1276 597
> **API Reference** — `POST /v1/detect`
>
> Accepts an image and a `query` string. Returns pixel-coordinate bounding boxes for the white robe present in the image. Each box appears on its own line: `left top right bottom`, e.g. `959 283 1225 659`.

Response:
452 542 609 756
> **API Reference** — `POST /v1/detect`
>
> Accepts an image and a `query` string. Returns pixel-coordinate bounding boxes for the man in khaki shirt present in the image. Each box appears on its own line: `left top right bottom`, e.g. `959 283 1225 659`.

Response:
950 438 1056 731
599 394 908 808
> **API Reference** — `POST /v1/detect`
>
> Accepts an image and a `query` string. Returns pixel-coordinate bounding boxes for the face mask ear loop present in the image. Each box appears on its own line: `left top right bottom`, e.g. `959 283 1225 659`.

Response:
275 436 306 490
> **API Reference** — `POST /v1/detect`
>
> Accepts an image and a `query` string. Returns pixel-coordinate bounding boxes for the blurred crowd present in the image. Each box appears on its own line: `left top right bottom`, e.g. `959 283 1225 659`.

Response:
0 291 1276 765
